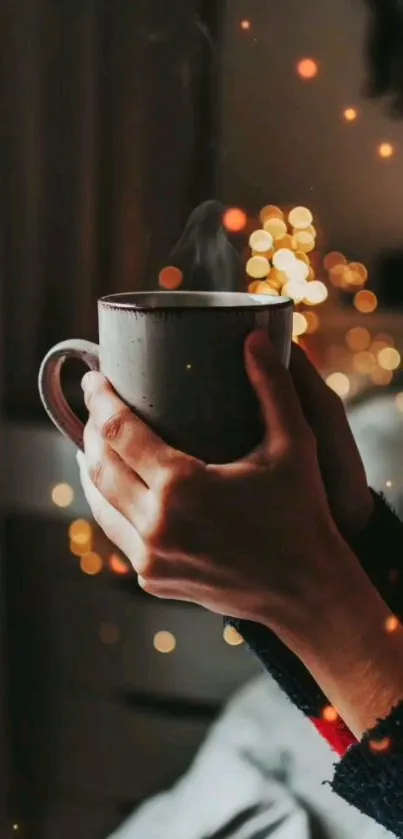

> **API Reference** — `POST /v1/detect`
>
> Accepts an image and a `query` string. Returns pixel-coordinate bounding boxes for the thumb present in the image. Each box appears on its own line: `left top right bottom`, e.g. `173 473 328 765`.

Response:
244 331 308 446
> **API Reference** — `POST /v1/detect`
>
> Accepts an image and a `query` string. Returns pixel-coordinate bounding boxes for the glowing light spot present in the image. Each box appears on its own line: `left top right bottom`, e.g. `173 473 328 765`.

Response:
80 551 103 576
249 229 273 252
371 368 393 386
324 252 346 272
326 372 350 399
259 205 284 223
322 705 339 722
292 230 315 253
153 630 176 654
378 347 401 371
246 255 270 279
52 483 74 508
343 107 358 122
378 142 395 159
346 327 371 352
296 58 319 80
158 266 183 290
395 392 403 413
303 281 328 305
386 480 393 489
288 206 313 229
263 217 287 239
68 519 92 544
286 259 310 282
247 280 260 293
70 539 92 557
268 267 288 289
99 622 121 644
272 248 296 271
369 737 391 753
353 351 376 375
252 281 279 295
12 826 19 833
304 311 320 333
223 625 244 646
349 262 368 284
295 250 310 265
354 290 377 313
109 553 130 575
293 312 308 337
274 233 294 251
223 207 247 232
282 279 307 304
240 19 251 30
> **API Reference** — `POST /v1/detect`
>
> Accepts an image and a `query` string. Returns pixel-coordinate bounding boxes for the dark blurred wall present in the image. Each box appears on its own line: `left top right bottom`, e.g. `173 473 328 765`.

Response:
217 0 403 265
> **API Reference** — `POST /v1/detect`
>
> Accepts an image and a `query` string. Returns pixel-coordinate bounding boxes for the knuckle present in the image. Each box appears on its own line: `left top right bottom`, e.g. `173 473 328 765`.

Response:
142 504 171 551
100 409 130 444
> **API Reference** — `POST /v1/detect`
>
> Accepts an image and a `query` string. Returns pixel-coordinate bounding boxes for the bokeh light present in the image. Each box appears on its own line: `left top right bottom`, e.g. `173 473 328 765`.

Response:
378 347 401 371
240 19 251 30
354 290 378 313
246 255 270 279
272 248 296 271
343 107 358 122
324 251 346 271
352 351 376 375
223 207 247 232
263 217 287 239
80 551 103 576
259 205 284 223
303 311 320 333
296 58 319 80
345 327 371 352
223 625 244 646
377 142 395 159
68 519 92 544
52 483 74 508
109 553 130 575
304 281 328 305
158 266 183 290
292 312 308 337
322 705 338 722
249 229 273 252
326 372 350 399
288 206 313 229
153 630 176 654
369 737 391 754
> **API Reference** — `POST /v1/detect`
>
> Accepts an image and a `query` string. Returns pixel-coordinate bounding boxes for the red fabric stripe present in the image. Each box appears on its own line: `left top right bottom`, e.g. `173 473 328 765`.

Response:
311 716 358 757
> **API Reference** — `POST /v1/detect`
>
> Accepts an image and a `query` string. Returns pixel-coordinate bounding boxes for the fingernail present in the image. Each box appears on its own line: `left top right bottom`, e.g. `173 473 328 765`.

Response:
81 372 92 393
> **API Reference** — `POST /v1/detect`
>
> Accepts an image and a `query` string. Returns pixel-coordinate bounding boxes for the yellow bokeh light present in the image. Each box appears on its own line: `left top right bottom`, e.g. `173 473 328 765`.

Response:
68 519 92 543
246 255 270 279
272 248 296 271
378 347 401 371
303 281 328 305
52 483 74 508
354 290 378 313
292 312 308 337
252 281 279 295
395 392 403 413
223 625 244 646
378 142 395 159
345 327 371 352
288 206 313 230
349 262 368 284
353 351 376 375
296 58 319 80
303 311 320 333
267 267 288 289
158 266 183 290
274 233 294 251
343 107 358 122
153 630 176 654
249 229 273 252
326 372 350 399
259 205 284 223
282 279 307 304
80 551 103 576
322 705 339 722
263 217 287 239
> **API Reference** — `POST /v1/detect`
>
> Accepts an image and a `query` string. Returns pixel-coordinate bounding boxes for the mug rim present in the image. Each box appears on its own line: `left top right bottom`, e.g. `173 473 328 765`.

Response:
99 291 292 311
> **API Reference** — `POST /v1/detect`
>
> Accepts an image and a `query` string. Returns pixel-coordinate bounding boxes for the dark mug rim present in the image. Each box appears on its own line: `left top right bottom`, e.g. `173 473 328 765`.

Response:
99 291 292 311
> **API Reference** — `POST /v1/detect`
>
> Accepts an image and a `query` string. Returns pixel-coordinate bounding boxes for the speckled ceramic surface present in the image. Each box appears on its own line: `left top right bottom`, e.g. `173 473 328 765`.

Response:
38 291 293 463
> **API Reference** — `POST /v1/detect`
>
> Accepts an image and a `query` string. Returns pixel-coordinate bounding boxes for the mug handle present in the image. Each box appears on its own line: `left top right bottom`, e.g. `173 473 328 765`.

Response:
38 339 100 449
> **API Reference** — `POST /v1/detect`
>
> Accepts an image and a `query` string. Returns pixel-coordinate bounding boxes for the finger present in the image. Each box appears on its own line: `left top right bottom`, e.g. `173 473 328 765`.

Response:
83 421 150 530
81 372 178 487
244 331 309 452
76 450 146 573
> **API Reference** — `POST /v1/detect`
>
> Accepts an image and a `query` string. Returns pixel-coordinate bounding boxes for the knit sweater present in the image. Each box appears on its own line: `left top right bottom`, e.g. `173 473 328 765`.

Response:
229 490 403 837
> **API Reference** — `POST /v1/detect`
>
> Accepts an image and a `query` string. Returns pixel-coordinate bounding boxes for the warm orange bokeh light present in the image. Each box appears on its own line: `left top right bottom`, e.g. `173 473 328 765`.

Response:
109 553 130 575
240 19 251 30
385 615 400 634
296 58 319 80
158 266 183 290
354 290 378 313
223 207 247 232
378 142 395 159
322 705 338 722
343 107 358 122
223 626 244 646
80 552 103 576
369 737 391 754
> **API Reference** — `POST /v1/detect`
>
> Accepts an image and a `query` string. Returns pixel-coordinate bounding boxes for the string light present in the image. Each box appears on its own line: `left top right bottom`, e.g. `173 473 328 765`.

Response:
52 483 74 508
223 625 244 646
80 552 102 576
153 630 176 653
377 142 395 159
326 373 350 399
296 58 319 80
158 266 183 290
354 290 378 313
223 207 247 232
343 107 358 122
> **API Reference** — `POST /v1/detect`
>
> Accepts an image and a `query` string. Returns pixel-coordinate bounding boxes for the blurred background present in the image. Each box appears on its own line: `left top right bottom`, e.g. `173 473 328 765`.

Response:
2 0 403 837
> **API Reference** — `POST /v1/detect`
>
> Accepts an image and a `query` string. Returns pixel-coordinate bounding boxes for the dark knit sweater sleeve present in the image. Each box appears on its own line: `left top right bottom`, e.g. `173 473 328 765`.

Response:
228 490 403 834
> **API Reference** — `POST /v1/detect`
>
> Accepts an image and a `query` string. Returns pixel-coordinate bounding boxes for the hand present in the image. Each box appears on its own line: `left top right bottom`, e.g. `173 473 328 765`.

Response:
77 331 356 636
290 345 373 539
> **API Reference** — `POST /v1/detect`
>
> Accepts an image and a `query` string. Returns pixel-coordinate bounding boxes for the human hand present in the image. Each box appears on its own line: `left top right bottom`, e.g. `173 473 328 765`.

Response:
290 345 373 539
77 331 355 637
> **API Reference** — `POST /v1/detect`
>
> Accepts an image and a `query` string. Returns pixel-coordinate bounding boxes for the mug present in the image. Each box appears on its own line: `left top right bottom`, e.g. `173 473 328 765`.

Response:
38 291 293 464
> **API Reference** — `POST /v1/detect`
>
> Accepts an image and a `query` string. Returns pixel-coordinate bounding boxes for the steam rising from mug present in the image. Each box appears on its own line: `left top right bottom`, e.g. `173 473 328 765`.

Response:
166 200 244 291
